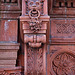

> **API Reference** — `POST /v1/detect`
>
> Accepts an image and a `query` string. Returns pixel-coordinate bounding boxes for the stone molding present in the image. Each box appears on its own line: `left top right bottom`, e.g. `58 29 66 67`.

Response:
0 43 20 68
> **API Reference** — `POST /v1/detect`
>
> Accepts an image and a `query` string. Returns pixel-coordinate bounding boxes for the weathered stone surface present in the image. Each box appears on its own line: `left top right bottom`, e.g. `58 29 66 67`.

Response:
0 20 18 42
0 60 16 65
0 52 17 59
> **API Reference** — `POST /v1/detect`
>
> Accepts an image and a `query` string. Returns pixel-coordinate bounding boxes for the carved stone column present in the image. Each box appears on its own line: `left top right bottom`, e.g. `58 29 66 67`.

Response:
20 0 50 75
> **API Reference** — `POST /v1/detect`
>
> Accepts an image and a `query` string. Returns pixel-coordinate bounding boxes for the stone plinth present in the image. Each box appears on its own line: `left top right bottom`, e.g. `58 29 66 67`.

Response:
0 43 20 68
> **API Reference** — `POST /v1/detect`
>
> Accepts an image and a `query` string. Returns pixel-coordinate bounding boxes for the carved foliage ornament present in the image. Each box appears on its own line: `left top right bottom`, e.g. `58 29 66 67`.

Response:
28 0 43 32
27 47 43 74
29 20 42 32
52 53 75 75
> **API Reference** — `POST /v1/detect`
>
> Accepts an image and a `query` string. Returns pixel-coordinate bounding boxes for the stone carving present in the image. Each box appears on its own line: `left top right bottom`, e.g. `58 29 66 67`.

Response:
29 20 42 32
28 0 43 32
27 47 34 73
27 47 43 74
52 53 75 75
20 0 47 48
27 0 43 14
24 34 46 47
28 0 41 10
37 48 43 73
56 23 75 34
50 50 57 57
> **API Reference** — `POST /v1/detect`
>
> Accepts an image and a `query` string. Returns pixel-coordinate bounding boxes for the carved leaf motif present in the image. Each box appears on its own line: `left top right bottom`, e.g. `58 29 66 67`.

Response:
27 47 43 74
29 20 42 32
27 47 34 73
52 53 75 75
37 48 43 73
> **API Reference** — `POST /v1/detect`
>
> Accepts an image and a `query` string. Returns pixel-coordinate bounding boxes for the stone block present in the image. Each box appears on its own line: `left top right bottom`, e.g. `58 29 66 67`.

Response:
0 60 16 65
0 43 20 68
0 20 18 42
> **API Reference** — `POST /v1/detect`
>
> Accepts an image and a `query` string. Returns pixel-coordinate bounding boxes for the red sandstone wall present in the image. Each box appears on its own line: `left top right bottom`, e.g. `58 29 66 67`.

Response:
0 0 75 75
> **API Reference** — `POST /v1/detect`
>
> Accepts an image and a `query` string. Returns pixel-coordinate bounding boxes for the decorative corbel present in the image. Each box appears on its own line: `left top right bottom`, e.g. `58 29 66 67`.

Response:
20 0 50 74
20 0 50 47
